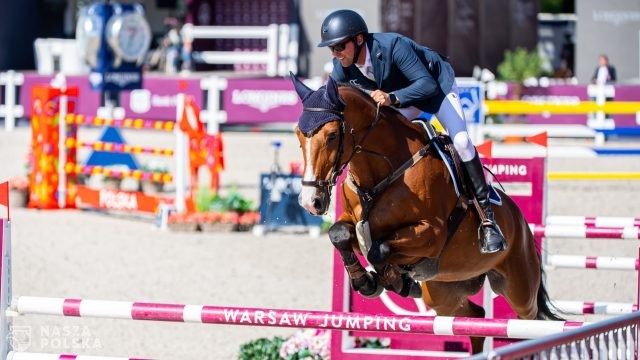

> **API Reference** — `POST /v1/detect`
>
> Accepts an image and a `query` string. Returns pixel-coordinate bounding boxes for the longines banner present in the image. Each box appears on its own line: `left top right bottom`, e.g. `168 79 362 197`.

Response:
222 78 302 124
18 73 640 127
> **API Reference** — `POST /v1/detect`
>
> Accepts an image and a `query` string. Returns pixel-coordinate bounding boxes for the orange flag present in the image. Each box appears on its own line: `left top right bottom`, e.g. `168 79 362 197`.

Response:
214 133 225 171
0 181 9 220
179 95 205 137
527 132 548 147
476 140 493 160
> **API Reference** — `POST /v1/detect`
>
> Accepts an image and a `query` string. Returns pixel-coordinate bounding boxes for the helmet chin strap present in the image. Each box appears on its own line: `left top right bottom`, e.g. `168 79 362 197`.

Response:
352 36 363 66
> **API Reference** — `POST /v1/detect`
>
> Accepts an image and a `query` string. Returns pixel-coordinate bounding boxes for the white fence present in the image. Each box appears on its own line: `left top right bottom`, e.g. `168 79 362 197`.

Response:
181 23 299 77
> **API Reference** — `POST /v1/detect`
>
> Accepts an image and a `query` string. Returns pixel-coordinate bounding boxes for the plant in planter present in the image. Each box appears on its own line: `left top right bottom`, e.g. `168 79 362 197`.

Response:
238 336 285 360
139 161 170 194
188 186 260 232
166 212 200 232
239 329 333 360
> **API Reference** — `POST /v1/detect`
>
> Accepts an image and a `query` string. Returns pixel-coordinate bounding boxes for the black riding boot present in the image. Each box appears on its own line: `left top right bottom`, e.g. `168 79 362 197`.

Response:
463 154 507 254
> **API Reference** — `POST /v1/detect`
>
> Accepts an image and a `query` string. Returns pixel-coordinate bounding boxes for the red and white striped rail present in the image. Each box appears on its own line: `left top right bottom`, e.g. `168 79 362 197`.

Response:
546 215 640 228
529 224 640 240
546 255 639 270
65 114 175 132
7 353 148 360
12 296 585 339
552 300 638 315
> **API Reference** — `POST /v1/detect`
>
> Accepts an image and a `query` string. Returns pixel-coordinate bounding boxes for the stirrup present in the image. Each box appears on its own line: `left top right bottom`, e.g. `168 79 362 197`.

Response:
478 222 507 254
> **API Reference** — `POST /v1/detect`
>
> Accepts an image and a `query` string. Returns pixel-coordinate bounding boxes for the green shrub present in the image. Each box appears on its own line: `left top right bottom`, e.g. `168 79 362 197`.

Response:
238 336 285 360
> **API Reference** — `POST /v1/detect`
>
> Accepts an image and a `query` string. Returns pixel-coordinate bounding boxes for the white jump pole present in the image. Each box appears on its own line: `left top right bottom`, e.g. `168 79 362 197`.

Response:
1 219 13 358
54 75 68 209
174 94 187 214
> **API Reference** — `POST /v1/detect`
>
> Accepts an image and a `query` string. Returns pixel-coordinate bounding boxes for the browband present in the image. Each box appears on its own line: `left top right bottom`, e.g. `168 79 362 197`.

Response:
303 107 344 116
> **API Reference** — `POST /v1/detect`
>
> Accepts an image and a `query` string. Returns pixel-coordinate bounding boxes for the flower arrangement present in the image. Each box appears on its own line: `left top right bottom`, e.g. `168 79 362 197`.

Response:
279 329 331 359
238 330 391 359
238 330 330 360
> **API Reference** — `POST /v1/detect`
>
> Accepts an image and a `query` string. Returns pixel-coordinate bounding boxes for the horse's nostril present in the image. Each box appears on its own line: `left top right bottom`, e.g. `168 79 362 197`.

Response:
313 197 323 212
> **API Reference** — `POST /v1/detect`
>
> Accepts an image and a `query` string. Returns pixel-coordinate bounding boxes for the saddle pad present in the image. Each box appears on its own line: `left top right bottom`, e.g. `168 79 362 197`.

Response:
412 119 502 206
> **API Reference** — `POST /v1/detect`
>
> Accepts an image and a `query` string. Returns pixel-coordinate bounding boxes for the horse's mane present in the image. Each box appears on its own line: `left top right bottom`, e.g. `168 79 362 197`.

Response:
336 82 427 138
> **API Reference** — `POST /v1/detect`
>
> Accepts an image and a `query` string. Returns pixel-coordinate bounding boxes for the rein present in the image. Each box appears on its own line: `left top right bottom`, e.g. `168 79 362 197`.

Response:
300 104 383 190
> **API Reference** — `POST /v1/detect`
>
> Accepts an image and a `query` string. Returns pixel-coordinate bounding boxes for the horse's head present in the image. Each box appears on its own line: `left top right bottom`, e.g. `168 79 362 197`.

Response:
291 74 347 215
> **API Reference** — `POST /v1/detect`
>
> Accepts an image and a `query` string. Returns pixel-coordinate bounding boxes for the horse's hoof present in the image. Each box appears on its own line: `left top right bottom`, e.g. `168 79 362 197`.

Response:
352 271 384 299
399 274 423 298
407 281 423 298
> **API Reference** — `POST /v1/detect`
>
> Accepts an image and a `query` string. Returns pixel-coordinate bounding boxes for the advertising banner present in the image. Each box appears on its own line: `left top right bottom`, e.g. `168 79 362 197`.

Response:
223 78 302 124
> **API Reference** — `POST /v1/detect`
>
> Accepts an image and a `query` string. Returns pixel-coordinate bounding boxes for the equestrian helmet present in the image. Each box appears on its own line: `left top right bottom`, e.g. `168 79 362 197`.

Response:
318 9 368 47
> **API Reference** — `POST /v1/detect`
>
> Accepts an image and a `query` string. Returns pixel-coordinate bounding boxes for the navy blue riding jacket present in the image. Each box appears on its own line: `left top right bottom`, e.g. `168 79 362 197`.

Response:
331 32 455 114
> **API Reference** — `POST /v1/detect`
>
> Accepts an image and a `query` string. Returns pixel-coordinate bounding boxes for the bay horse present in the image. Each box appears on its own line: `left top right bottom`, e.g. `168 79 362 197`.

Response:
291 74 561 354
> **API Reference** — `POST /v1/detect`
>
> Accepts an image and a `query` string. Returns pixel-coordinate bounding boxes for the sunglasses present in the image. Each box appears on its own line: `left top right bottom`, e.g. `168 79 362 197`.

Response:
329 39 351 52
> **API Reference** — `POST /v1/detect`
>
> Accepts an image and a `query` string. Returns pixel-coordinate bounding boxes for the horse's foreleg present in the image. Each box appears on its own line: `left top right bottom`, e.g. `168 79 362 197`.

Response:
366 242 422 298
328 221 383 298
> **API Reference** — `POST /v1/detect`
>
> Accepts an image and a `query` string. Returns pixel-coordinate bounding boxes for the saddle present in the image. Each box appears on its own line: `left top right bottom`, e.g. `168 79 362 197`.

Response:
412 119 502 206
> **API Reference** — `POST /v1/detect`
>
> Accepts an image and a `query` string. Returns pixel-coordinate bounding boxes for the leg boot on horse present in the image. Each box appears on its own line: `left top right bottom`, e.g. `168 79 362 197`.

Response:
368 240 422 298
328 222 383 298
464 153 507 254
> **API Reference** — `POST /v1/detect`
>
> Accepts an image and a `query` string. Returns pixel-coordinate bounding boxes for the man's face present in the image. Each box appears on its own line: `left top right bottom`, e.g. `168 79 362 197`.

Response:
599 56 608 66
329 36 361 67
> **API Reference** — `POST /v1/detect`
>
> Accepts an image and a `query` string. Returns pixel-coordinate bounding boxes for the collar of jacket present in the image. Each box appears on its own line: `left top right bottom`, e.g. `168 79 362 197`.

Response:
366 34 385 88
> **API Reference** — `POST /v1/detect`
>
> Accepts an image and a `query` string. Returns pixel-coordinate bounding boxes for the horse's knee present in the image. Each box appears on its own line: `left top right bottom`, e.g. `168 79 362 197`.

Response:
328 222 354 251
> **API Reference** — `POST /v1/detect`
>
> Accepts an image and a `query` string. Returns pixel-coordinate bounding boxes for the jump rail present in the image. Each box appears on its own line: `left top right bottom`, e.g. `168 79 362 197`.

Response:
469 310 640 360
546 255 639 271
7 353 148 360
65 139 174 156
64 163 173 183
64 115 175 132
546 216 640 228
553 300 638 315
10 296 586 340
530 224 640 240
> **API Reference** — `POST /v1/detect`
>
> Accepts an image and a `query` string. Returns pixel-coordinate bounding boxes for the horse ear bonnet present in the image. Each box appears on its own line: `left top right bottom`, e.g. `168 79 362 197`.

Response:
290 74 345 134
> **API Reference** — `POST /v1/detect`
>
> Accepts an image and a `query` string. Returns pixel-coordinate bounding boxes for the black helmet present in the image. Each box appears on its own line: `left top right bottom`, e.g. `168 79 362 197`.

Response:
318 9 368 47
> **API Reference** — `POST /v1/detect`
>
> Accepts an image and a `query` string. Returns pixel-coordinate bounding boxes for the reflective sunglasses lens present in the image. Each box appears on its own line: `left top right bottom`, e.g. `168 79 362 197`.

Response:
330 41 347 52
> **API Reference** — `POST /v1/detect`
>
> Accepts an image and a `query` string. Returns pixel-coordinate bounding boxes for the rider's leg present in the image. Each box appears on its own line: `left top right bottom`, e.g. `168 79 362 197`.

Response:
436 84 507 253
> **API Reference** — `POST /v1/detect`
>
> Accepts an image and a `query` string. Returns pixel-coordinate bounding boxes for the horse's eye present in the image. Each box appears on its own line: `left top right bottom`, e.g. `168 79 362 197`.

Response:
327 132 338 142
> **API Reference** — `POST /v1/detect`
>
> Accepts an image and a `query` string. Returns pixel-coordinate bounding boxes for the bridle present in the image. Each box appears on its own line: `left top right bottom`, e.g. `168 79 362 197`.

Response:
301 100 435 222
300 104 382 192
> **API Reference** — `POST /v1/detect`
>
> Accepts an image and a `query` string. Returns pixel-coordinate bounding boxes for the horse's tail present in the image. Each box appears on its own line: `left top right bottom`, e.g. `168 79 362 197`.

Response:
536 264 565 321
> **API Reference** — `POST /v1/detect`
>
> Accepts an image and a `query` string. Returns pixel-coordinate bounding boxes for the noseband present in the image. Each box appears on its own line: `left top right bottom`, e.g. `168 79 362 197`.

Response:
301 105 381 191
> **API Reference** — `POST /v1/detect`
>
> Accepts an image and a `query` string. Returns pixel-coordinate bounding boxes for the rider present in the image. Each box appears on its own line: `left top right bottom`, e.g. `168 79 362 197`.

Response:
318 9 506 254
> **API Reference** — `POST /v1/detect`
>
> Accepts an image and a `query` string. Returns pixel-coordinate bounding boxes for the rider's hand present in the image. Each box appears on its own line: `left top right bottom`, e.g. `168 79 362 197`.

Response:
371 90 391 106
